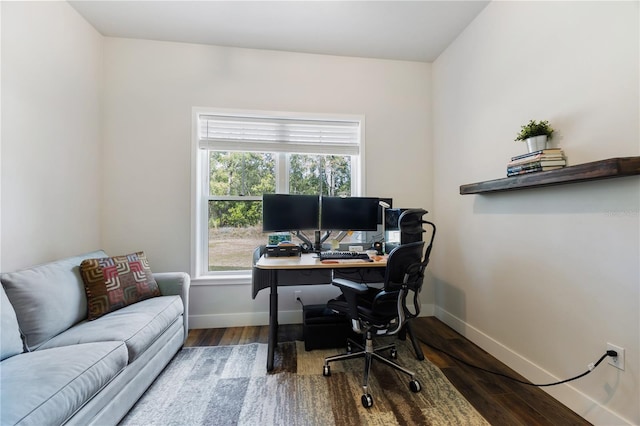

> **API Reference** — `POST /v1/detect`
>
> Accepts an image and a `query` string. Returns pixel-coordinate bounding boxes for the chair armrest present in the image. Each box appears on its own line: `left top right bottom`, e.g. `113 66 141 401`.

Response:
331 278 369 325
154 272 190 343
332 278 369 294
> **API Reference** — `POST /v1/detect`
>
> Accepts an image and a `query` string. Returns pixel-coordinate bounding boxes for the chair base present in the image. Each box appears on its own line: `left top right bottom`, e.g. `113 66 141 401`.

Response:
323 334 422 408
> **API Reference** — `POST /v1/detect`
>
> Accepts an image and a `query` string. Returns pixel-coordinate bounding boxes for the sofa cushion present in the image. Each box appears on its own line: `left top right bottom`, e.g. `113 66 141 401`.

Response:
0 341 127 426
1 250 107 351
39 295 183 362
1 286 24 360
80 251 161 320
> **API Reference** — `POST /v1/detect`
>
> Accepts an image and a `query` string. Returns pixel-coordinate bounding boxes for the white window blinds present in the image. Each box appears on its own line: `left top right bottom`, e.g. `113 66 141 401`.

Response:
198 113 361 155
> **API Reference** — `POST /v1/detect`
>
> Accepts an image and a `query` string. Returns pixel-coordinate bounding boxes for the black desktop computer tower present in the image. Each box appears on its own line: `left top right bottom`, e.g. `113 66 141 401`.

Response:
384 208 427 253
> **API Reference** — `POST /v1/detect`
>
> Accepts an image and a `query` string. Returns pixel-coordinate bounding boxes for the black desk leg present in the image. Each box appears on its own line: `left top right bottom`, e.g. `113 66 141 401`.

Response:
266 270 278 371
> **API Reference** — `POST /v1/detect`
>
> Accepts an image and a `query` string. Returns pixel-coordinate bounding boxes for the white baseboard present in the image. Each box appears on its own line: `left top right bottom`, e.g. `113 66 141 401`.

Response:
434 306 630 426
189 303 435 330
189 310 303 329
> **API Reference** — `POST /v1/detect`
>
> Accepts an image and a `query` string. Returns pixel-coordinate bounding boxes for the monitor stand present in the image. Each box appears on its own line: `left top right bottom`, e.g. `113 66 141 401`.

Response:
294 230 332 253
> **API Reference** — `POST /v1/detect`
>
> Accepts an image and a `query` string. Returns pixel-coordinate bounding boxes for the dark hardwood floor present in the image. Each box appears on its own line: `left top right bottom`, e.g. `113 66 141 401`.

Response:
186 316 591 426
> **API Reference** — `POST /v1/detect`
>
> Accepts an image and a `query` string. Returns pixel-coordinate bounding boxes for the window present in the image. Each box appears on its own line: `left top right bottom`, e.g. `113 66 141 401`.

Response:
192 108 365 278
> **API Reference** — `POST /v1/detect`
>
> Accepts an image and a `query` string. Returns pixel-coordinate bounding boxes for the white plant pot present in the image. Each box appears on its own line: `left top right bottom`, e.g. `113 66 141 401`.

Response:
526 135 548 153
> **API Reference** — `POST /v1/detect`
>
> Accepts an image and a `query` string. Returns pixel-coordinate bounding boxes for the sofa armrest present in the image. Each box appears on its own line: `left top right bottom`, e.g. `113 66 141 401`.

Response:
154 272 190 343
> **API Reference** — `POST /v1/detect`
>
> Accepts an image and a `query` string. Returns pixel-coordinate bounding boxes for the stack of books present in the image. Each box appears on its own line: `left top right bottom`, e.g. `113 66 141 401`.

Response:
507 148 566 177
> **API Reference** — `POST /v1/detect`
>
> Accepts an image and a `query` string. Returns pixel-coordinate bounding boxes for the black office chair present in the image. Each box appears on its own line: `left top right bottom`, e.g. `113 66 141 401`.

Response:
322 238 432 408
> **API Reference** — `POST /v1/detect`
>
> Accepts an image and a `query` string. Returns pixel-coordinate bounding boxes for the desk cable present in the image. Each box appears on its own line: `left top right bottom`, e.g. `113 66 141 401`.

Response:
423 341 617 387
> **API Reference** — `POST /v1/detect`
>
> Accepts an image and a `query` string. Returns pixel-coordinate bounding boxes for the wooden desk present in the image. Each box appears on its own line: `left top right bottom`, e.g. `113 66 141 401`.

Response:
254 253 386 371
256 252 386 270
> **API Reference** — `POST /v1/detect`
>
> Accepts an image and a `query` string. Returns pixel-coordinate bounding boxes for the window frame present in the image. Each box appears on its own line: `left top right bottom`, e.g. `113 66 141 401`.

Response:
191 107 366 283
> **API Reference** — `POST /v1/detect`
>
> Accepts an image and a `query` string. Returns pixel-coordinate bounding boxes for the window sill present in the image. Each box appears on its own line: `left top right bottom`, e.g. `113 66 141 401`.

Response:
191 273 252 286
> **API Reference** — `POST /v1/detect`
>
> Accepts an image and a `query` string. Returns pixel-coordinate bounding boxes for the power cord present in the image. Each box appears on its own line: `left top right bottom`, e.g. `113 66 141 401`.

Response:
424 341 618 387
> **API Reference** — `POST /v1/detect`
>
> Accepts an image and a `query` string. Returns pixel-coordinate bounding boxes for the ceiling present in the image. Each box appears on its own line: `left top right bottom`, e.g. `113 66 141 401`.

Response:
69 1 490 63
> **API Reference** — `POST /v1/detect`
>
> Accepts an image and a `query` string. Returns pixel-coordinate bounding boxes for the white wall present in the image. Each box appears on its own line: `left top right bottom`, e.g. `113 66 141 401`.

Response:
101 38 433 326
1 1 103 271
432 1 639 424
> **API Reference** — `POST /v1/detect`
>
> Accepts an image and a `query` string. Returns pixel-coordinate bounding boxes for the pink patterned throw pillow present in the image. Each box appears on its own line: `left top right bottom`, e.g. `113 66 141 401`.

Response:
80 251 161 320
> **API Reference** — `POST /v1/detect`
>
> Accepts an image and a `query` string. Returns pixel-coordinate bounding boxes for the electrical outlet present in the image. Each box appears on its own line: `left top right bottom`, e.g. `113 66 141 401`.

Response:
607 343 625 370
294 290 302 304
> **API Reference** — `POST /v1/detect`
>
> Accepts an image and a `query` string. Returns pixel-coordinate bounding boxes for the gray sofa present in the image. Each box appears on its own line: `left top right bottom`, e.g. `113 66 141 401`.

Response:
0 250 190 426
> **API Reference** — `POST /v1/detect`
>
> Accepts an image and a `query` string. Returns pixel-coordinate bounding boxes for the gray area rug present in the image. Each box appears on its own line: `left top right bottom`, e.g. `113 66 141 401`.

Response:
120 340 489 426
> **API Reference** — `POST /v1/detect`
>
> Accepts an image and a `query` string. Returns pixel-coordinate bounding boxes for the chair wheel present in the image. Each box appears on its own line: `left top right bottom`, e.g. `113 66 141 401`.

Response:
409 379 421 392
323 365 331 377
346 342 352 354
390 348 398 359
361 393 374 408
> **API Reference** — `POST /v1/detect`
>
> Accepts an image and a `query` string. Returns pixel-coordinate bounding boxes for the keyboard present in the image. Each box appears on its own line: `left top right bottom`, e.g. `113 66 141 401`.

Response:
318 251 371 261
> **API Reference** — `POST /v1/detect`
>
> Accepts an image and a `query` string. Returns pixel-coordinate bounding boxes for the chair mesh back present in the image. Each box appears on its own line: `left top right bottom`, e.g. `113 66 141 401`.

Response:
384 241 425 292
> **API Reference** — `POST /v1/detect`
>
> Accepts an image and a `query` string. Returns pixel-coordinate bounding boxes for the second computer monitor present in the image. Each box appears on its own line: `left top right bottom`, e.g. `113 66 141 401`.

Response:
320 196 379 231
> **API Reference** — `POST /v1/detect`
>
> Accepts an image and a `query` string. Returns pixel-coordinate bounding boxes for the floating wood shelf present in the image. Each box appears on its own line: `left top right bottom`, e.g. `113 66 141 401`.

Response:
460 156 640 195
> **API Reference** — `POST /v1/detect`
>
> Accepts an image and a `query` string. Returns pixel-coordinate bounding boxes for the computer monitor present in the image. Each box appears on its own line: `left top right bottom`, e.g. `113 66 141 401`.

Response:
320 196 379 231
262 194 320 232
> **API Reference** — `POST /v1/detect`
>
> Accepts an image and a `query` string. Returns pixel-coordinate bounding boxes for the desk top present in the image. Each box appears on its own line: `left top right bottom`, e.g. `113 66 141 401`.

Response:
256 253 387 270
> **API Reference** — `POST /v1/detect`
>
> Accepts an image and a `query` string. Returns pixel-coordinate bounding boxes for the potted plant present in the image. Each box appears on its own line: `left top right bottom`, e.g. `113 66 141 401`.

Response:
515 119 554 153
